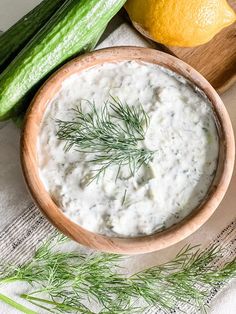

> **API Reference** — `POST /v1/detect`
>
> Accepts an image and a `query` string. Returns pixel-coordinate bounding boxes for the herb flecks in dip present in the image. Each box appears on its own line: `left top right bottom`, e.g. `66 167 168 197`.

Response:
38 61 219 237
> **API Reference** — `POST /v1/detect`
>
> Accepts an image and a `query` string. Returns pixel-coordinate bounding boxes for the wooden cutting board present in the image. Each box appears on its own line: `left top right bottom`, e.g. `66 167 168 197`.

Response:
160 0 236 94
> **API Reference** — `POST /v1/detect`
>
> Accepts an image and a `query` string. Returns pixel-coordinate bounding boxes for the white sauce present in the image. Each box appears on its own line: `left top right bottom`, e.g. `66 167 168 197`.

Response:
38 61 219 237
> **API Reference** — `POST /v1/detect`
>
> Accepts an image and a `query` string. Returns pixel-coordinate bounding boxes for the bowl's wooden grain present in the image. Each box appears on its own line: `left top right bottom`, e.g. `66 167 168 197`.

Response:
21 47 235 254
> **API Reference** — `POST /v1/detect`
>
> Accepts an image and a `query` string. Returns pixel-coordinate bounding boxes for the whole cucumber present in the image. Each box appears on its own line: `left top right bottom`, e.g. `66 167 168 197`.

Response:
0 0 126 120
0 0 68 72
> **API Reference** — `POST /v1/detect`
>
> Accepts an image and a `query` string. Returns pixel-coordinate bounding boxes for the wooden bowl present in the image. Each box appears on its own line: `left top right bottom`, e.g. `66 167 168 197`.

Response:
21 47 235 254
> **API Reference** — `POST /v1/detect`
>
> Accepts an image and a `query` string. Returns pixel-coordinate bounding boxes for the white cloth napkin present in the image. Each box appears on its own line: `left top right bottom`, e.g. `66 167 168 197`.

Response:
0 2 236 313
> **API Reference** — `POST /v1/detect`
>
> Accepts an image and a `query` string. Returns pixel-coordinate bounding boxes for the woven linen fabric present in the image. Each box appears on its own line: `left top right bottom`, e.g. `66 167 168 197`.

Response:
0 203 235 313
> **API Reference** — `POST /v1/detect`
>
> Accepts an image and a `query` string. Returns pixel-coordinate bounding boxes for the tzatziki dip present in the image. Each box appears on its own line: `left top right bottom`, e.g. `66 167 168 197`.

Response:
38 61 219 237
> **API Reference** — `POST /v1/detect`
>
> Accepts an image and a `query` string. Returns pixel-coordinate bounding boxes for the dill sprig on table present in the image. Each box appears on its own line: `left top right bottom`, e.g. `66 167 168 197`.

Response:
0 235 235 314
56 97 154 182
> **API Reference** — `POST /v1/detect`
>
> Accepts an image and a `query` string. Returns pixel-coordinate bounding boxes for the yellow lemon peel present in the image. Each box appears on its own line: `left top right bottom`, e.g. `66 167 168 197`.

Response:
125 0 236 47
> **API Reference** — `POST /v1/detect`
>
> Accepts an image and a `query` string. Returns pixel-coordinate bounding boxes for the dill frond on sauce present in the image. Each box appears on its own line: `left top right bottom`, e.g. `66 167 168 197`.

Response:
56 97 155 182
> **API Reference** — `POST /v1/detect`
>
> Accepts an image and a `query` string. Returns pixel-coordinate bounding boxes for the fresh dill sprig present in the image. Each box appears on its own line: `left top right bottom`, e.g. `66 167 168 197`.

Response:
56 97 155 182
0 235 235 314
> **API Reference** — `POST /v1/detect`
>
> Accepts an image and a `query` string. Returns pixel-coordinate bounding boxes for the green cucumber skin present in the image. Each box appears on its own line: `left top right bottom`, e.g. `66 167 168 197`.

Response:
0 0 67 72
0 0 126 121
11 24 107 127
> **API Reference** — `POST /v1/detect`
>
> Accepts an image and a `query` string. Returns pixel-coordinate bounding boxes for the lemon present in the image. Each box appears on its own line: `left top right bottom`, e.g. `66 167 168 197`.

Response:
125 0 236 47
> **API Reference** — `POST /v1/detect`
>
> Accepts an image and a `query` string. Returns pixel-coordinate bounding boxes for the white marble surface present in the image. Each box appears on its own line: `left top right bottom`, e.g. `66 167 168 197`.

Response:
0 1 236 313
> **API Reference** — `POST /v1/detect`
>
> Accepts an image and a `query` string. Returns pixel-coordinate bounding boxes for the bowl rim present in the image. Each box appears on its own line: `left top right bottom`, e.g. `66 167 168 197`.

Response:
21 46 235 254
